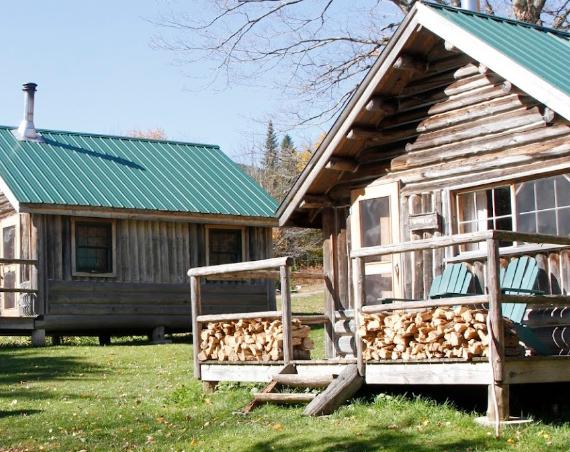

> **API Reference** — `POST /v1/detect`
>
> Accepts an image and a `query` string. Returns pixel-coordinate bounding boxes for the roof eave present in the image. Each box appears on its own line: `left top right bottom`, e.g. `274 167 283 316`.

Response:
276 5 421 227
415 3 570 121
19 203 277 227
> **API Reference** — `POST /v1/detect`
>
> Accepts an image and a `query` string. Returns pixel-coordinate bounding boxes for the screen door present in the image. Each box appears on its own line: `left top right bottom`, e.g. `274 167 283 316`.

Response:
351 182 401 305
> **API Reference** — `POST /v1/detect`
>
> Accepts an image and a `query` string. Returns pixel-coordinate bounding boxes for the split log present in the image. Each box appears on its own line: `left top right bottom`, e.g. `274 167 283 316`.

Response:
360 306 527 362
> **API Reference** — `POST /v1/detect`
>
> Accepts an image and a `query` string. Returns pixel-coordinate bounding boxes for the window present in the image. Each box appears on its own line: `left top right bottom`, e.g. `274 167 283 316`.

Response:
207 227 244 266
455 173 570 252
457 186 513 250
73 220 115 275
516 175 570 236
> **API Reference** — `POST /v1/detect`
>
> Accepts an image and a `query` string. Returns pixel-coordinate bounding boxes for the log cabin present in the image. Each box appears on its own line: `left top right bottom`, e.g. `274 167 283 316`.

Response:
0 83 277 345
189 2 570 423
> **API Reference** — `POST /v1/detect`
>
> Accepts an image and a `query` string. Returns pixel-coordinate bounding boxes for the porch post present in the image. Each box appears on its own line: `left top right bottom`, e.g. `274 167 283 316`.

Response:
280 264 293 364
354 257 365 376
190 275 202 379
486 236 508 421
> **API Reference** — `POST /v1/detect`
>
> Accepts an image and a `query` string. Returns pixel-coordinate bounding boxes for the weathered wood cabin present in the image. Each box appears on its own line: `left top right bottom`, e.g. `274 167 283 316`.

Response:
0 83 276 345
190 3 570 423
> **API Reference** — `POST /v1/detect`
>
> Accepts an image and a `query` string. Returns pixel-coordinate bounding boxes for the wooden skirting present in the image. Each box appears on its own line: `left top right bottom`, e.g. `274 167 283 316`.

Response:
200 356 570 385
0 316 36 333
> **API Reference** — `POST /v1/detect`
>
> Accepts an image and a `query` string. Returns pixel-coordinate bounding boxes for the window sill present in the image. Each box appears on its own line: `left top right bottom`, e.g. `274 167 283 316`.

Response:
72 271 116 278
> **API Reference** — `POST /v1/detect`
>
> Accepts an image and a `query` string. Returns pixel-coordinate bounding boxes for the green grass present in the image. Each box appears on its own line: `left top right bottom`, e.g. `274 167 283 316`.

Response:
1 336 570 451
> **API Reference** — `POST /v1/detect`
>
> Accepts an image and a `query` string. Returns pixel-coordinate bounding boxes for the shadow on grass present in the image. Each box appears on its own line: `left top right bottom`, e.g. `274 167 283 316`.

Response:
0 351 104 387
248 430 493 452
0 409 42 419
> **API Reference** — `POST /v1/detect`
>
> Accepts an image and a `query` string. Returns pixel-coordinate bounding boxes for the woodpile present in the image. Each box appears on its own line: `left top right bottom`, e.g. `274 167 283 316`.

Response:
198 318 314 362
360 306 525 361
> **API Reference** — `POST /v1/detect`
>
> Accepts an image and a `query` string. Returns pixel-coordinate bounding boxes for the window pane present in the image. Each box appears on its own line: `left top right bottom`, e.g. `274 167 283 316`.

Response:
517 212 536 233
516 182 535 213
556 176 570 207
486 189 494 217
494 187 512 216
2 226 15 259
359 197 391 248
536 178 556 210
365 273 393 305
75 222 113 273
209 229 243 266
558 208 570 236
537 210 557 235
458 192 476 222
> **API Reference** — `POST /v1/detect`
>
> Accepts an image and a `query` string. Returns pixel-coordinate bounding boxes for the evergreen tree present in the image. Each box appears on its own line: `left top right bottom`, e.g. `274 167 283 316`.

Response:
262 120 278 170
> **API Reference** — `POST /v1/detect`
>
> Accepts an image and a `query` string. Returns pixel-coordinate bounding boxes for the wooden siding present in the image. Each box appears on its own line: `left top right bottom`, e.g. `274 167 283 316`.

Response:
37 215 273 333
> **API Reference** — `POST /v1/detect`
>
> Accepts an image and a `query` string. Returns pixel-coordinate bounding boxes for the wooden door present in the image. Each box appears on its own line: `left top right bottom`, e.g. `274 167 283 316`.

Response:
0 216 19 316
351 182 401 305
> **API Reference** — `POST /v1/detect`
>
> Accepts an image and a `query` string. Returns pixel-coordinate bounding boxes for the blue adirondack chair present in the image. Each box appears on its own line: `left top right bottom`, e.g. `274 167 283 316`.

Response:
500 256 550 355
380 263 474 303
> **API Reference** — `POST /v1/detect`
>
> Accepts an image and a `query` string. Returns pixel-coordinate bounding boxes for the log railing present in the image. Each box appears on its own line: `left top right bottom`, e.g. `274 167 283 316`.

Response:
350 230 570 419
188 257 325 379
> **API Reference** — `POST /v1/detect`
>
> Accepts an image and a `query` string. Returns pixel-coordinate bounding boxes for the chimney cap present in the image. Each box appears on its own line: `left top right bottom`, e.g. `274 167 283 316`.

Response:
22 82 37 92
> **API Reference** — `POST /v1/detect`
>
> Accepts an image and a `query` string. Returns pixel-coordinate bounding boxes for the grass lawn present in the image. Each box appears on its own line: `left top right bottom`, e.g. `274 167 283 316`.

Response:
2 295 570 451
1 334 570 451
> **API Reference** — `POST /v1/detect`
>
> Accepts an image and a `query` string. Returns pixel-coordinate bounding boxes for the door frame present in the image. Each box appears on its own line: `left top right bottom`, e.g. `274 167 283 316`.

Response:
350 181 402 302
0 215 20 317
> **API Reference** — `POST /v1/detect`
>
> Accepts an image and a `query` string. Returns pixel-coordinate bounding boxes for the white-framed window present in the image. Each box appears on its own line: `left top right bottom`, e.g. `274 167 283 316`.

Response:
454 173 570 252
205 226 246 266
71 218 116 277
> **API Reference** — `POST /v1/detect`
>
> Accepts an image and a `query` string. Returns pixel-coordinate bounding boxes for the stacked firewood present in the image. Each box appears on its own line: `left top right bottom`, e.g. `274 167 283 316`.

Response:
198 318 314 362
360 306 525 361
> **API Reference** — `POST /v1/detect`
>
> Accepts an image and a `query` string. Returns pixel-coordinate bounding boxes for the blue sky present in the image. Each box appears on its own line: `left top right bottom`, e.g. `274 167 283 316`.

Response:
0 1 301 159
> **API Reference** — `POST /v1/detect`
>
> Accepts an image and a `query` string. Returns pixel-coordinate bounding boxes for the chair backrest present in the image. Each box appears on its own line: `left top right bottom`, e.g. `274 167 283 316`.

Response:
500 256 539 323
429 263 472 299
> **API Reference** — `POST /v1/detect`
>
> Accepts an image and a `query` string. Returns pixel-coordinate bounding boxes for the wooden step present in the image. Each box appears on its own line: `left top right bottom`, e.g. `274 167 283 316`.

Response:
272 374 333 388
303 364 364 416
254 392 316 404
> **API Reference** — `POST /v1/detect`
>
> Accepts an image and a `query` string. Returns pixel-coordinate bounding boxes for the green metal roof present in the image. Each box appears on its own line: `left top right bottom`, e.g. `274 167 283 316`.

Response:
426 3 570 97
0 127 277 218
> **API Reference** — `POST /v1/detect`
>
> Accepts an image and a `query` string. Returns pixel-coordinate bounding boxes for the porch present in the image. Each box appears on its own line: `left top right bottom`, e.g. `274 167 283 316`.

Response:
188 230 570 421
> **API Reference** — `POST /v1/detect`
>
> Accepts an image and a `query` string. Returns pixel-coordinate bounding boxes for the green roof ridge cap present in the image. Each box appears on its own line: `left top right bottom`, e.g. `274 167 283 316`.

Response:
423 1 570 38
0 124 221 149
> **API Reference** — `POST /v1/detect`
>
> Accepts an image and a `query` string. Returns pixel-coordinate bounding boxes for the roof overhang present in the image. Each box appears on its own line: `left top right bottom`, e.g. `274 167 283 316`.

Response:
18 203 277 227
277 2 570 227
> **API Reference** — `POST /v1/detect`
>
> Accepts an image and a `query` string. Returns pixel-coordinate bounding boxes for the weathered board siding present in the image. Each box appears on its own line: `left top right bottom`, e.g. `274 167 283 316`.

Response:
40 215 273 333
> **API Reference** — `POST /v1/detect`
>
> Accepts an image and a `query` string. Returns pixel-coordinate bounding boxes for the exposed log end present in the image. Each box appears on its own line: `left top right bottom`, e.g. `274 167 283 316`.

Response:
393 54 428 74
325 157 359 173
365 97 398 115
543 107 556 124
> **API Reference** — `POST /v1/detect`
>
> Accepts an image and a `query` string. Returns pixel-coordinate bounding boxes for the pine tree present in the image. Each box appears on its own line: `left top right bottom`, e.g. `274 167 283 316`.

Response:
262 121 278 170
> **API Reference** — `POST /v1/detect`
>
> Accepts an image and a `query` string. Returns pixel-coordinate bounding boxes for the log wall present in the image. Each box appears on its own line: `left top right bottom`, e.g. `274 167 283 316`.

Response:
339 61 570 353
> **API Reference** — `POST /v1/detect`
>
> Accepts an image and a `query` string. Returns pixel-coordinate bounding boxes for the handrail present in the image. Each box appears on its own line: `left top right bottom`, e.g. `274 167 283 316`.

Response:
188 256 293 277
351 230 570 259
